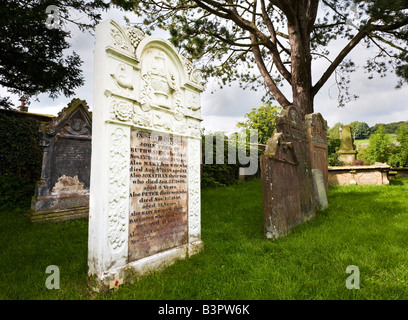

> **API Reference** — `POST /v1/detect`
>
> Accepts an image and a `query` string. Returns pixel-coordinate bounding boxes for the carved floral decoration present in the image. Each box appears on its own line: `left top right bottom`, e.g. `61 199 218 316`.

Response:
108 127 128 251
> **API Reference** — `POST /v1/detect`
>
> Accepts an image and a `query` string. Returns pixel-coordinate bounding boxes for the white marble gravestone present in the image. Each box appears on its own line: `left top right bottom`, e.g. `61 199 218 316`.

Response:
88 20 204 291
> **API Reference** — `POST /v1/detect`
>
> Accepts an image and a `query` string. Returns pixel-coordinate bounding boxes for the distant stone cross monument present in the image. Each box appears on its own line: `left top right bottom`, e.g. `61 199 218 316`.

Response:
338 124 357 164
88 20 204 291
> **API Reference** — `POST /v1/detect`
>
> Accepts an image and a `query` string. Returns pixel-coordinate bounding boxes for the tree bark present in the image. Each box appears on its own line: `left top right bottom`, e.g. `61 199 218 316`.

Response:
285 0 318 119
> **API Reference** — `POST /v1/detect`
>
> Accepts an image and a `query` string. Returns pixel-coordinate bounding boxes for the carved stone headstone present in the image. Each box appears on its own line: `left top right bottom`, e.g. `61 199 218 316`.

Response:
260 106 316 240
338 124 357 164
305 113 328 193
88 20 203 291
29 99 92 222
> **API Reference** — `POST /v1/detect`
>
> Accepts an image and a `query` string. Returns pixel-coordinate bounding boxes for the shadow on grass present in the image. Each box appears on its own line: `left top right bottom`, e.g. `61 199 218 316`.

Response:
389 179 404 186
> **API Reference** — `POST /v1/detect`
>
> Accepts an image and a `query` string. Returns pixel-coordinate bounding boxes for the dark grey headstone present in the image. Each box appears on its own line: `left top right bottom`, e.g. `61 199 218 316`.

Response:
29 99 92 222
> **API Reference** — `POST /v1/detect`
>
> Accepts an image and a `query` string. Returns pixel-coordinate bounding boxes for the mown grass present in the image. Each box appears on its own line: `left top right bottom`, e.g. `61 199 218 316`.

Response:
1 178 407 300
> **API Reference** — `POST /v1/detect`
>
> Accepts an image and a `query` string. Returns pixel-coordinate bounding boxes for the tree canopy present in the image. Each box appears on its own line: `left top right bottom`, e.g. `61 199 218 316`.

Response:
0 0 110 109
350 121 370 139
236 103 281 144
113 0 408 117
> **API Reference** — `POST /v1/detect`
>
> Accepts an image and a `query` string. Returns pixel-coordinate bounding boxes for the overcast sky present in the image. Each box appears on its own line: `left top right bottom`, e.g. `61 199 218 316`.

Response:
3 5 408 133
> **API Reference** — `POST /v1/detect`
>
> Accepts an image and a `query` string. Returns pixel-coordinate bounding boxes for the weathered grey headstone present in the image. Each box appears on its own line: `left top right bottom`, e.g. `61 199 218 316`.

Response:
29 98 92 222
88 20 203 291
260 106 316 240
312 169 328 210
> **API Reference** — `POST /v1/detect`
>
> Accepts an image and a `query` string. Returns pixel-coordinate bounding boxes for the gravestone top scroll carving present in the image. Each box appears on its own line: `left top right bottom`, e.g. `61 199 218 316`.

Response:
88 20 204 292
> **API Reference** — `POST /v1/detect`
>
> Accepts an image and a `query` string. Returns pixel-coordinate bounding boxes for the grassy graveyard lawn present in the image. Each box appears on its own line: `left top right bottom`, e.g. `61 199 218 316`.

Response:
1 177 408 300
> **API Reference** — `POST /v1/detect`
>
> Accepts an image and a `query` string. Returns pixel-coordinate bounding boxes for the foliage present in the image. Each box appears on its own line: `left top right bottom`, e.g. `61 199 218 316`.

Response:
236 103 281 145
0 112 43 182
388 125 408 167
328 153 345 167
327 136 344 166
357 145 373 165
328 122 343 140
0 175 36 210
350 121 371 140
328 136 340 155
200 131 261 188
366 125 392 163
112 0 408 115
0 0 110 108
370 121 408 135
200 132 239 188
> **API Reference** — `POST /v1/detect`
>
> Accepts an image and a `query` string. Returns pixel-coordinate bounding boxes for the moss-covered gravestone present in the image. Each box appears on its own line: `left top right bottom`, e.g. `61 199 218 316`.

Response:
338 124 357 164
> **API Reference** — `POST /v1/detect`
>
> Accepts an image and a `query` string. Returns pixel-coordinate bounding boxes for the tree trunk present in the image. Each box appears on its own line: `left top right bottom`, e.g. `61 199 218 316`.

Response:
285 0 318 119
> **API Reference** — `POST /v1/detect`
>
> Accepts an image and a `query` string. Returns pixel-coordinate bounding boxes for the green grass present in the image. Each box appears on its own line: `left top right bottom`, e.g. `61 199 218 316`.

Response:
1 178 408 299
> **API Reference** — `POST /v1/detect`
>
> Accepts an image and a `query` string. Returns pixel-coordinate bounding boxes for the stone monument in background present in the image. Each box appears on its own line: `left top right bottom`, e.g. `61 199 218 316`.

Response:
88 20 204 291
337 124 357 164
29 99 92 222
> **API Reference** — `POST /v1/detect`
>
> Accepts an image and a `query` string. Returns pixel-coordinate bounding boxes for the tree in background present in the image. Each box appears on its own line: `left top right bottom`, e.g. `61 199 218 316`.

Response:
327 122 343 140
113 0 408 118
327 122 343 166
350 121 371 140
367 124 392 164
388 125 408 167
370 121 408 134
0 0 110 109
236 103 281 144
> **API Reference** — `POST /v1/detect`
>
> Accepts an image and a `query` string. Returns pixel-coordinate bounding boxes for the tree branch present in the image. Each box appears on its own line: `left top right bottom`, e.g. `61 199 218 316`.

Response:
194 0 292 84
249 33 291 107
313 18 408 96
312 29 366 96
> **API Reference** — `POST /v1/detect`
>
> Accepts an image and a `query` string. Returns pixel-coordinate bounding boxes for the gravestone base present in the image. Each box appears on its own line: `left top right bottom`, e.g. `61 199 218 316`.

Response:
88 240 203 292
338 151 357 165
28 205 89 223
29 190 89 222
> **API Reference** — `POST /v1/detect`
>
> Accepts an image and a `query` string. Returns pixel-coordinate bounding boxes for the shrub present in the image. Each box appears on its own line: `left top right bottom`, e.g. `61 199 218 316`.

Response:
367 125 392 164
200 131 262 188
328 153 345 166
0 112 42 183
0 175 35 209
